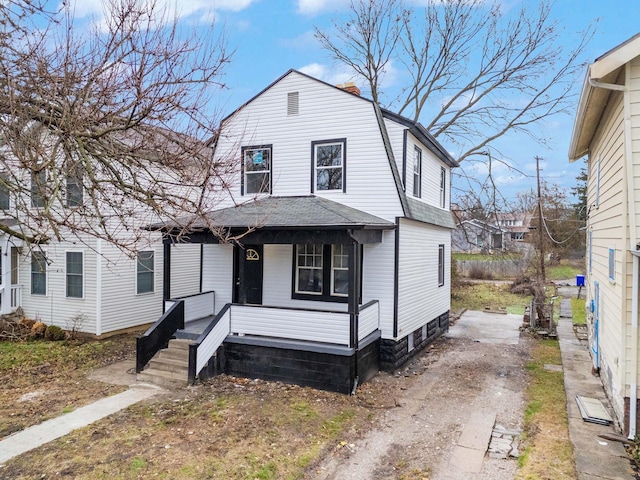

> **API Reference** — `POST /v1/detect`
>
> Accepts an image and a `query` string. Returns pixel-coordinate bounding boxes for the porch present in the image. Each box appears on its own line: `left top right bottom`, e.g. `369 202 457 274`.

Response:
139 196 395 392
137 291 381 393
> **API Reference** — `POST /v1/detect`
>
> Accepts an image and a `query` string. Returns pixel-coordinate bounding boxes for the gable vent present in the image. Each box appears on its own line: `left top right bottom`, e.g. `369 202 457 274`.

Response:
287 91 299 115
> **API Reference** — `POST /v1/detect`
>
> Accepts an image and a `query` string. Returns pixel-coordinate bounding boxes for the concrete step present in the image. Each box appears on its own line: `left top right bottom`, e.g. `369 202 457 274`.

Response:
148 357 188 375
167 339 192 351
156 348 189 363
137 368 188 388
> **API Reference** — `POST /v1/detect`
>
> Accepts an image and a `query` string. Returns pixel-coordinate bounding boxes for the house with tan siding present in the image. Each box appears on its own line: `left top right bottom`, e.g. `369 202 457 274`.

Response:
569 33 640 436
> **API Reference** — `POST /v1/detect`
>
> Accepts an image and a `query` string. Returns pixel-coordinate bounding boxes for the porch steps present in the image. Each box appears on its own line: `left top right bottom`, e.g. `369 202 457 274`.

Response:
137 339 191 388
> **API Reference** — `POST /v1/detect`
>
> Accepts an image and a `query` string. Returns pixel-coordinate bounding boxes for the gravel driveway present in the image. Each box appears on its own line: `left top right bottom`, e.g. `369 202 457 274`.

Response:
309 310 531 480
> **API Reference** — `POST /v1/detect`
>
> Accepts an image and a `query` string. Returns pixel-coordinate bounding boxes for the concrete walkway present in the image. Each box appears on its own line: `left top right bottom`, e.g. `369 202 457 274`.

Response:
557 297 635 480
0 376 162 464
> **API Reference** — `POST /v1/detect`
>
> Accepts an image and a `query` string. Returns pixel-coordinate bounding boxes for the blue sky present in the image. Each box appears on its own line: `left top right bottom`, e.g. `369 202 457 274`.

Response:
66 0 639 205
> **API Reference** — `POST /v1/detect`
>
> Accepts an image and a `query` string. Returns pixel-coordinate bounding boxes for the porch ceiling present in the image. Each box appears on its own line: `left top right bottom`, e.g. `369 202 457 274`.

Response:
151 196 396 243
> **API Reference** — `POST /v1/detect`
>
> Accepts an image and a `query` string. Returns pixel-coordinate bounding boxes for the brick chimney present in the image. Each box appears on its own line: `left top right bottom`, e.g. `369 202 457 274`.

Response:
342 82 361 96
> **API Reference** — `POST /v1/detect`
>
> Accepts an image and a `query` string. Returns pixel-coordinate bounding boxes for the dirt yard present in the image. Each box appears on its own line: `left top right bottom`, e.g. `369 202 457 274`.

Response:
0 312 532 479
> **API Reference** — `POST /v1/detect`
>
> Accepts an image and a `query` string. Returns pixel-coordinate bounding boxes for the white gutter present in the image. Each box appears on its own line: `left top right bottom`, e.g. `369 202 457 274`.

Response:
588 69 638 438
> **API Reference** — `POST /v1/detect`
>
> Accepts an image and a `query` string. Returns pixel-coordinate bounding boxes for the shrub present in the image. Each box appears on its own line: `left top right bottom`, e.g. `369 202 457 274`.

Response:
44 325 66 341
30 321 46 339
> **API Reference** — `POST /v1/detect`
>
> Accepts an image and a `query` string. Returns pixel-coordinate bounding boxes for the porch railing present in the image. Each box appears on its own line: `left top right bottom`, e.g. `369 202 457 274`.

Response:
188 300 381 382
175 291 215 323
189 304 231 384
358 300 379 341
10 285 21 309
136 300 184 373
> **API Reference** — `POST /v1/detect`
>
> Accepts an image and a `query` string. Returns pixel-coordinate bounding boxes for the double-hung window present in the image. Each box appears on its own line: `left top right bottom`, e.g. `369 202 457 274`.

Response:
31 251 47 295
31 169 46 208
293 244 359 301
137 251 155 294
440 167 446 208
242 145 271 194
66 163 84 207
608 248 615 282
413 147 422 197
438 244 445 287
312 139 346 192
0 174 9 210
295 244 323 294
66 251 83 298
331 245 349 296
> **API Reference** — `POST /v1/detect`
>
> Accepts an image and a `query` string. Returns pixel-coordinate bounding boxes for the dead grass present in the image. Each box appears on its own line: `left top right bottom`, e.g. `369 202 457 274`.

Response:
0 334 137 438
1 373 401 479
516 339 576 480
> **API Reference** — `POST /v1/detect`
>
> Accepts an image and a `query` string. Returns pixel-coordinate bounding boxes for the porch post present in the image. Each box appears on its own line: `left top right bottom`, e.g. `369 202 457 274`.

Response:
163 242 171 312
348 242 361 349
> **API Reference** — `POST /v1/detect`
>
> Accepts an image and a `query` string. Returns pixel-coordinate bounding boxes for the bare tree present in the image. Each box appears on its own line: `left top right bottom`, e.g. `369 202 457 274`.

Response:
316 0 593 162
0 0 234 250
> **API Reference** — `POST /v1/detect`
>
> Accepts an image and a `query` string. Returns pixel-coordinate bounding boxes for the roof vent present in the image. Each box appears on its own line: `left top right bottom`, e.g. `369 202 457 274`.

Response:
287 91 299 115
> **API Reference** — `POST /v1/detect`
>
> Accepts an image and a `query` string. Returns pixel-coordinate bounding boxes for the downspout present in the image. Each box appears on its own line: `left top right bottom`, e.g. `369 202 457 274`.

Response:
589 72 638 437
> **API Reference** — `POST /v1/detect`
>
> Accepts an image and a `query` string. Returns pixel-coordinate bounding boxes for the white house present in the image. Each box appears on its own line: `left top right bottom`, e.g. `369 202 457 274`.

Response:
138 70 458 393
568 33 640 436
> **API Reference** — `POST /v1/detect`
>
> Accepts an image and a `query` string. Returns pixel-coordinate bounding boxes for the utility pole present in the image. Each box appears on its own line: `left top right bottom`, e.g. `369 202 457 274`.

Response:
536 156 546 283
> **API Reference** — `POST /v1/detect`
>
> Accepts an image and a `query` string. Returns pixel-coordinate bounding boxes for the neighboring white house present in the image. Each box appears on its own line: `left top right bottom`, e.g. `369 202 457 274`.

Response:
0 131 204 337
568 32 640 436
0 234 201 336
142 70 458 393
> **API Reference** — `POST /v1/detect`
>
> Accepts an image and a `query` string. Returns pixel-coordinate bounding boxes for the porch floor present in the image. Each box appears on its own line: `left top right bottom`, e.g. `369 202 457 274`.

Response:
174 316 214 340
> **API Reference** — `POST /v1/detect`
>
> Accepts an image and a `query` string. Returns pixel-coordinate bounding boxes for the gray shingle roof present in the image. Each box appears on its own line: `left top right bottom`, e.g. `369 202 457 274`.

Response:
160 196 396 231
406 198 456 229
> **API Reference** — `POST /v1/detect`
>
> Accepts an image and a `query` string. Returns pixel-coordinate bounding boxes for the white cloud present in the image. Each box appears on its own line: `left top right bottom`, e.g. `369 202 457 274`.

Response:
64 0 257 21
298 62 355 86
296 0 349 16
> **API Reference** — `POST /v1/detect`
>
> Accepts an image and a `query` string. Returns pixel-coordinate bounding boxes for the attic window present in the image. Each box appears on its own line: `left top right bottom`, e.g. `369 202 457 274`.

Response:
287 91 299 115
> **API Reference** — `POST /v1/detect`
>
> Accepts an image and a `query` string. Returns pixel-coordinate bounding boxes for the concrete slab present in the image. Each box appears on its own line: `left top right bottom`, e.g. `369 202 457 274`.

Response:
556 301 635 480
448 445 486 473
457 412 496 450
0 385 162 464
446 311 521 345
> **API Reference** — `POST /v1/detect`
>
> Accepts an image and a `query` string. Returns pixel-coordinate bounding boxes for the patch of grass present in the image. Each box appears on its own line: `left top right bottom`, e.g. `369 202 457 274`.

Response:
546 262 583 281
451 282 531 313
453 252 523 261
516 339 576 479
130 457 147 474
571 297 587 325
61 405 74 414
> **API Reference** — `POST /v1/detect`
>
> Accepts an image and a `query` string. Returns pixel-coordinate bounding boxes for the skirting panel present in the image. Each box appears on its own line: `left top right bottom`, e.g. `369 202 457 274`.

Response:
223 338 380 394
380 311 449 371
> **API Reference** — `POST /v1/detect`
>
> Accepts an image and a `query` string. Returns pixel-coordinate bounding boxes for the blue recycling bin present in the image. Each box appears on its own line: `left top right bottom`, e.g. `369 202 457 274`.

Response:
576 274 585 287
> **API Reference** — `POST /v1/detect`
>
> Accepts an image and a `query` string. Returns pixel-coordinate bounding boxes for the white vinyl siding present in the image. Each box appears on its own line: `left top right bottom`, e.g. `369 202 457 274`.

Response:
201 244 234 313
214 71 404 222
396 218 450 337
170 243 201 298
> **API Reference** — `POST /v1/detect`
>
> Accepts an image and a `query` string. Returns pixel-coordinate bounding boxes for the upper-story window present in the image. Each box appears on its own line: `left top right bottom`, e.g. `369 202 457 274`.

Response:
66 163 84 207
242 145 272 195
31 168 46 208
0 174 10 210
413 147 422 197
312 138 346 192
440 167 446 208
